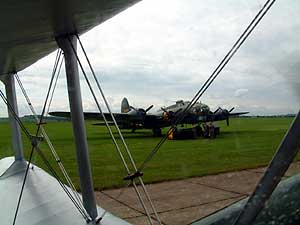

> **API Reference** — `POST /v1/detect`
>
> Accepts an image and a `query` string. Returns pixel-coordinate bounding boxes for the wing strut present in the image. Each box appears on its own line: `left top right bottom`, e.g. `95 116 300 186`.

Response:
0 51 91 223
66 34 162 225
56 35 98 221
233 110 300 225
1 75 24 161
12 53 91 222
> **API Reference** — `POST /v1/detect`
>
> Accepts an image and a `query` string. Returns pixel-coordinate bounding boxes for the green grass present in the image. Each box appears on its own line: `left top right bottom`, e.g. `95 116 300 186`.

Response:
0 117 293 190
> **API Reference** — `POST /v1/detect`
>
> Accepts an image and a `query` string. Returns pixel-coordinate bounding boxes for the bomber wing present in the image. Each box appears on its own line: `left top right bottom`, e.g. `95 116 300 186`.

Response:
50 111 131 122
228 111 249 116
49 111 162 129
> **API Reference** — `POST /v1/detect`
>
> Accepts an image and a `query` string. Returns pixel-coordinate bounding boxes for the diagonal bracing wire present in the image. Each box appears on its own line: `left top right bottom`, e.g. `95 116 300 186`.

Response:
66 38 156 225
9 49 90 224
0 89 40 224
67 36 162 225
11 49 59 225
35 146 91 221
1 87 90 223
46 54 64 116
138 0 277 172
76 35 163 224
15 54 89 215
0 90 31 139
12 49 62 225
15 63 88 217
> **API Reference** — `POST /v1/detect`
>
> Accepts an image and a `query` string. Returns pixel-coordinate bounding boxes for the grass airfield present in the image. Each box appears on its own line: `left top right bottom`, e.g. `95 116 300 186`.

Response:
0 117 293 190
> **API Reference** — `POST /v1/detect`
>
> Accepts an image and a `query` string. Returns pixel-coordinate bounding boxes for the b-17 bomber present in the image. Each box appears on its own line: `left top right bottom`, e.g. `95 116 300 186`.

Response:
50 97 249 136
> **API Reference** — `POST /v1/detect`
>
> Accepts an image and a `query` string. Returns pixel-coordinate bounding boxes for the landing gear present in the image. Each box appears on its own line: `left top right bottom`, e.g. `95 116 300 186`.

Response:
152 128 162 137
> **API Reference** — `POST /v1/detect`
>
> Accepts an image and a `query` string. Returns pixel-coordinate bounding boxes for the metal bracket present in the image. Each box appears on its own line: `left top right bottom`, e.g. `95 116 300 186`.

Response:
30 135 43 148
124 170 144 181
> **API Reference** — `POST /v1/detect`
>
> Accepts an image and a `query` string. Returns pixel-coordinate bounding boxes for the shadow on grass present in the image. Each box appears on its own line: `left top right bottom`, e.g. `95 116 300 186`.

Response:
89 130 261 141
87 131 159 140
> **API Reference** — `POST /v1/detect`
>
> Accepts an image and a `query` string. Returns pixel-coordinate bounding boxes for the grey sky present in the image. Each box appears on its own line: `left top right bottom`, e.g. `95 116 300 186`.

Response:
1 0 299 116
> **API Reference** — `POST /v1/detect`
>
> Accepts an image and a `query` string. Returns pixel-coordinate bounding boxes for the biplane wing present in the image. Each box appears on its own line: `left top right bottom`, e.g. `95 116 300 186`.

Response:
0 1 142 225
1 1 300 225
0 0 140 76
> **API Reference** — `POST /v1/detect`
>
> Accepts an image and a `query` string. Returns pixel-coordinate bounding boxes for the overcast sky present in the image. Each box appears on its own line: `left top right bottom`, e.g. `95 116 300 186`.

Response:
1 0 299 116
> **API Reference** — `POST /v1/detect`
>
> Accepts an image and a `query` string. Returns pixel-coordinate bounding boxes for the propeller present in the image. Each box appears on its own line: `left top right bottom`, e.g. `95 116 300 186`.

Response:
145 105 154 112
130 105 137 111
226 117 229 126
127 104 153 132
130 105 154 119
213 106 235 126
225 107 236 126
213 107 222 114
161 107 183 123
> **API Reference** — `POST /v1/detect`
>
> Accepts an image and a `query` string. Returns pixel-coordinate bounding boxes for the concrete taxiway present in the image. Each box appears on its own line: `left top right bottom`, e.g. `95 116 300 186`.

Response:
96 162 300 225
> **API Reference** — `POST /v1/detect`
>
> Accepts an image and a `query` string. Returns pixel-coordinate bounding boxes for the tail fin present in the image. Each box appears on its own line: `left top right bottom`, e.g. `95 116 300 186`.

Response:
121 97 130 113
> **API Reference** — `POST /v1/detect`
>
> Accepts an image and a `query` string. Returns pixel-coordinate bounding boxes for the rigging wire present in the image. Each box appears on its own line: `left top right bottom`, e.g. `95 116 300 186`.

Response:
11 49 90 224
12 49 62 225
0 90 31 139
138 0 276 172
46 54 64 116
97 184 128 221
15 59 87 218
0 86 39 225
0 0 276 224
34 146 91 221
76 34 162 224
67 36 161 225
5 0 275 223
174 0 276 125
66 37 156 225
15 63 87 216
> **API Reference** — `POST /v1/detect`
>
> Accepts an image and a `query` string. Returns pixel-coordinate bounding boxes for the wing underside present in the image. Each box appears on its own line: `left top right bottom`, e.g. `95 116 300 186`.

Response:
0 0 141 76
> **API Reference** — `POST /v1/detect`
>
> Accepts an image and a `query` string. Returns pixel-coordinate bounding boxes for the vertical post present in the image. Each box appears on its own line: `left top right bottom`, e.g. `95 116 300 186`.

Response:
2 75 24 161
56 35 98 220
